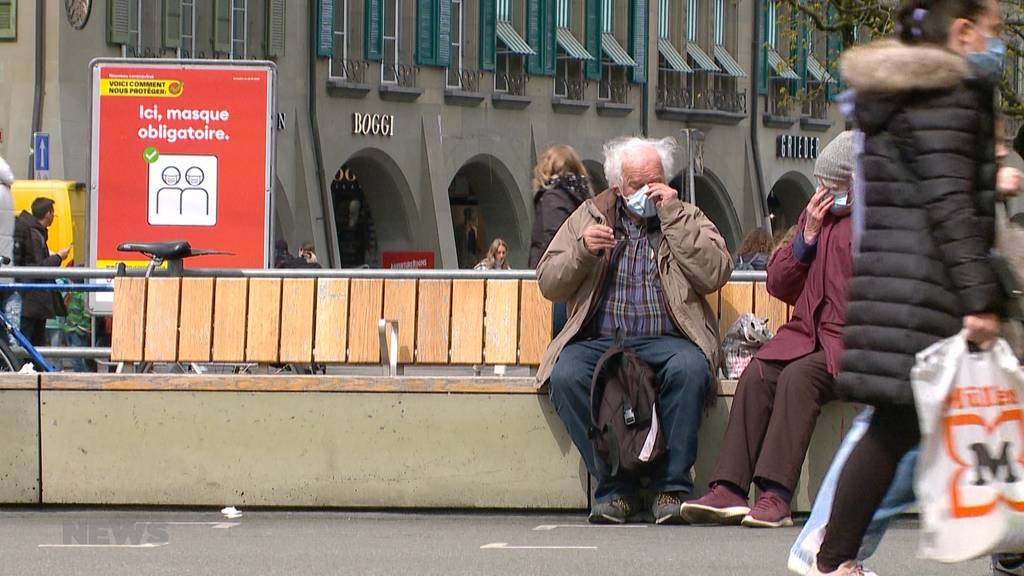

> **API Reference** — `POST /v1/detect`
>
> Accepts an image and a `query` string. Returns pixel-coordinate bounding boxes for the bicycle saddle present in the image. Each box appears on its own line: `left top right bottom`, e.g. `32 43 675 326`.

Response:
117 241 192 260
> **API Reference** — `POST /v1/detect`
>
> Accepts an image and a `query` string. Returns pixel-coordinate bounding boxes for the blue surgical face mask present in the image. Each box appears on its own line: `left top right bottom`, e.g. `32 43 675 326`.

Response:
624 185 658 218
830 191 851 214
966 34 1006 84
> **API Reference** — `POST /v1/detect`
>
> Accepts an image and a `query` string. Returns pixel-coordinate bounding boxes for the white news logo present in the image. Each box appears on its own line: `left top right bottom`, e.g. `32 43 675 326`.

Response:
148 154 218 226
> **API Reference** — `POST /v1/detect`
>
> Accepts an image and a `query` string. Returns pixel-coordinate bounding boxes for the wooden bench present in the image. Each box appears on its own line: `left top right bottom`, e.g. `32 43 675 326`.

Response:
109 275 792 374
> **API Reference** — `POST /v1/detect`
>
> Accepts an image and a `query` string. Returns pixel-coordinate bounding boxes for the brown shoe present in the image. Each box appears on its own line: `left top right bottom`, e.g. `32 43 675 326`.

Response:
680 483 750 525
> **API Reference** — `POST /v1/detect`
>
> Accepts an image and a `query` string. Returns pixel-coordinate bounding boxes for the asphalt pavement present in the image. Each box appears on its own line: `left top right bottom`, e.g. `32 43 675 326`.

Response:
0 508 994 575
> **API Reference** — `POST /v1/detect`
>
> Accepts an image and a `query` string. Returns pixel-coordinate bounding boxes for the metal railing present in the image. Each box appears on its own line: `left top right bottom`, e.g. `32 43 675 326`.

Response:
802 92 830 120
599 81 629 104
329 58 371 84
382 63 419 88
495 72 529 96
656 86 746 114
766 80 798 117
447 68 484 92
555 78 587 101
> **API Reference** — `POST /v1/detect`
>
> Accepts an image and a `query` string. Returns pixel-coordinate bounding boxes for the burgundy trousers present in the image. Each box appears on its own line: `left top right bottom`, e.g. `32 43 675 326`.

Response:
711 350 834 493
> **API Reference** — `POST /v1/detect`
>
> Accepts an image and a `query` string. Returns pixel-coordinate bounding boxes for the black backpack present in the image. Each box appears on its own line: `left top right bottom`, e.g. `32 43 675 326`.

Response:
589 332 664 476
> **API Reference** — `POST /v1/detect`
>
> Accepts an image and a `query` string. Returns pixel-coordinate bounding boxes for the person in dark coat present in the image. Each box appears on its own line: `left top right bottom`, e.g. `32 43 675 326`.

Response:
15 198 69 346
682 131 856 529
529 145 593 335
808 1 1005 573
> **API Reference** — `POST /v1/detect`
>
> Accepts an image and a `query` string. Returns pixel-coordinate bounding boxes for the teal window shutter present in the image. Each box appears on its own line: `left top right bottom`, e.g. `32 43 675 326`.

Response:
365 0 383 60
438 0 451 66
629 0 647 83
0 0 16 40
417 0 452 66
316 0 334 57
758 0 768 94
479 0 496 71
108 0 131 45
527 0 542 74
214 0 231 52
544 0 556 74
416 0 437 65
266 0 286 57
163 0 181 49
795 11 808 92
585 0 602 80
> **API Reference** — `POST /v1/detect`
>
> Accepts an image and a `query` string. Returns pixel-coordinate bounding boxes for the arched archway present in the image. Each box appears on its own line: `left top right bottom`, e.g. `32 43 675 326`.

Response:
448 154 529 269
768 172 815 235
332 149 416 267
584 160 608 193
670 170 742 252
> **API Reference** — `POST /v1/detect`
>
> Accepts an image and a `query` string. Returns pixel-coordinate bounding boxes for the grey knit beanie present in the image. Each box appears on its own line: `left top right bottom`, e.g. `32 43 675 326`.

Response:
813 130 855 184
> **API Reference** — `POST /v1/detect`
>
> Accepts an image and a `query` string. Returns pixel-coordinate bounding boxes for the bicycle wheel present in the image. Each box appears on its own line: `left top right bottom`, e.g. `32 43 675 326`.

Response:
0 334 18 372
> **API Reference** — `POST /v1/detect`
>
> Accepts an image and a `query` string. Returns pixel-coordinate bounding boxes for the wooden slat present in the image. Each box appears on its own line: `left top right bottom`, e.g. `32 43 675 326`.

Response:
246 279 283 363
518 280 552 365
279 279 316 364
484 279 519 365
383 279 417 364
718 281 755 337
143 278 181 362
212 278 249 363
707 290 720 324
450 280 485 364
347 279 384 363
110 277 147 362
415 280 452 364
177 278 215 362
754 282 789 336
313 279 350 363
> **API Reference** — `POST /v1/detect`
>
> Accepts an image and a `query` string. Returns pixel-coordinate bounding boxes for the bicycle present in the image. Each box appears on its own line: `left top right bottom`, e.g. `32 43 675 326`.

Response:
0 256 60 372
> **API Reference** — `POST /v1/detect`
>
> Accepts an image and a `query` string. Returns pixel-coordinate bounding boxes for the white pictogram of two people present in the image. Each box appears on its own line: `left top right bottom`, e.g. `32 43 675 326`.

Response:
156 165 210 216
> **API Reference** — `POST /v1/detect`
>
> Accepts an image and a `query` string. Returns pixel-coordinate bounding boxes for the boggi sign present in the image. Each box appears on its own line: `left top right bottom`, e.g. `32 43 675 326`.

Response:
352 113 395 137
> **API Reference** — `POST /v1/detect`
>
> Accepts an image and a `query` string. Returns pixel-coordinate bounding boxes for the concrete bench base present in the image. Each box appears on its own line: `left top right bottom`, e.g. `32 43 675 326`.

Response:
1 374 864 511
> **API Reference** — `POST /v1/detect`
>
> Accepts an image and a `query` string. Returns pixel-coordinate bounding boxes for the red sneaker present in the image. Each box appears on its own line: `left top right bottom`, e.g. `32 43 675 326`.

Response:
741 491 793 528
679 483 750 525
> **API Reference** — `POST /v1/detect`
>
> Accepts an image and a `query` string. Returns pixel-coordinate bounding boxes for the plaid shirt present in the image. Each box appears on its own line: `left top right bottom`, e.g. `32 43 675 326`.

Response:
592 205 679 338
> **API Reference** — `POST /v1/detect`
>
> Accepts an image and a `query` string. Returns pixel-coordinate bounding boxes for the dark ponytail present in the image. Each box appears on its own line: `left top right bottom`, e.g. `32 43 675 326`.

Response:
895 0 988 45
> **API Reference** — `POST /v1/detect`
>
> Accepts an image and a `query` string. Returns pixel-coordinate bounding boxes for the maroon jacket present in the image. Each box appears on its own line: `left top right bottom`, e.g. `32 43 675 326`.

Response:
755 211 853 376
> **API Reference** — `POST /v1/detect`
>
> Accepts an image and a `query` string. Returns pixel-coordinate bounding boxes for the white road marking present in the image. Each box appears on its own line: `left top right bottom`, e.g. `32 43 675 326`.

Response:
134 522 240 529
481 542 597 550
39 543 168 549
533 524 648 531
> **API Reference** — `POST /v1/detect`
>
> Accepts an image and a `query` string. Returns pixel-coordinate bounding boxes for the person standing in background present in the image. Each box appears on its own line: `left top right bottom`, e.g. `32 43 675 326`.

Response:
474 238 511 270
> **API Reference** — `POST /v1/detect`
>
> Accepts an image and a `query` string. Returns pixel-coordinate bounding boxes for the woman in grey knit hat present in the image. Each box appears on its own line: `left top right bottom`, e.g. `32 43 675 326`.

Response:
681 131 856 529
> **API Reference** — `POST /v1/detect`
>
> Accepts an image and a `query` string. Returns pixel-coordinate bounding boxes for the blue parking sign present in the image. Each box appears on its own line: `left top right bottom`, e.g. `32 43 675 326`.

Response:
33 132 49 173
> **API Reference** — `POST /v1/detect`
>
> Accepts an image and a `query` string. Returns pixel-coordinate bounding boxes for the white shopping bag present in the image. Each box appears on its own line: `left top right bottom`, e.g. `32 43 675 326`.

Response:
911 333 1024 563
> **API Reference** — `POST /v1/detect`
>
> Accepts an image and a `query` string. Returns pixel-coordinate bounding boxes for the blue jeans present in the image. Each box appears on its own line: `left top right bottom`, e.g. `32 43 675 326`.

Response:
548 335 709 501
65 332 90 372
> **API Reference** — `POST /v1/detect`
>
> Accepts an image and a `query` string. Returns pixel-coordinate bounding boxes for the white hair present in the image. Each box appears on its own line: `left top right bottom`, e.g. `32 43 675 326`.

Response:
602 137 677 190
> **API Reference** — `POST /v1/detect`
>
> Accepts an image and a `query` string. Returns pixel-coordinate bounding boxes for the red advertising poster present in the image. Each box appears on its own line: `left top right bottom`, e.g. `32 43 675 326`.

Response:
90 60 274 276
382 251 435 270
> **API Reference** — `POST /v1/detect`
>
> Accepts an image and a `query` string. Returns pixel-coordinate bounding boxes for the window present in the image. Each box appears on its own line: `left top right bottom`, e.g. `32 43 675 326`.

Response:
712 0 723 45
382 0 399 83
494 0 531 94
597 0 632 102
179 0 197 58
124 0 142 56
230 0 247 59
330 0 349 78
447 0 465 87
554 0 588 99
0 0 16 41
602 0 612 33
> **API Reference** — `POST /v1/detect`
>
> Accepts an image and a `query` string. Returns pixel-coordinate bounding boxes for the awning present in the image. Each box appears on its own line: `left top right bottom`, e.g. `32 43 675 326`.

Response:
496 21 536 55
685 42 721 72
556 28 593 60
767 47 800 80
601 33 637 67
713 44 747 78
658 38 693 73
806 53 834 83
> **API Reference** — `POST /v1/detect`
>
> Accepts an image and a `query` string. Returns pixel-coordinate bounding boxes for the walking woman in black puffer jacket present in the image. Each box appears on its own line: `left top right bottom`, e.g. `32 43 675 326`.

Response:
809 0 1007 574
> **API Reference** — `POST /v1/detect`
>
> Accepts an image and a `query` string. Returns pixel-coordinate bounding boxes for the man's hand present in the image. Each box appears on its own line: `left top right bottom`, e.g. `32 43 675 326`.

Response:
803 186 834 245
964 313 1000 350
57 245 71 260
645 183 679 207
997 166 1022 198
582 224 616 256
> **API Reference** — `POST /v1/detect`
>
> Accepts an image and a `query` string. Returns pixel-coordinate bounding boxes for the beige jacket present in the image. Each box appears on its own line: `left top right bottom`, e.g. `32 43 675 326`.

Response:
535 189 732 395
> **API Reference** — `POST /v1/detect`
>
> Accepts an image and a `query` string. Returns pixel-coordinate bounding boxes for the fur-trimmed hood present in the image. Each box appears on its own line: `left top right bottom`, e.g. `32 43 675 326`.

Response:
840 40 970 93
